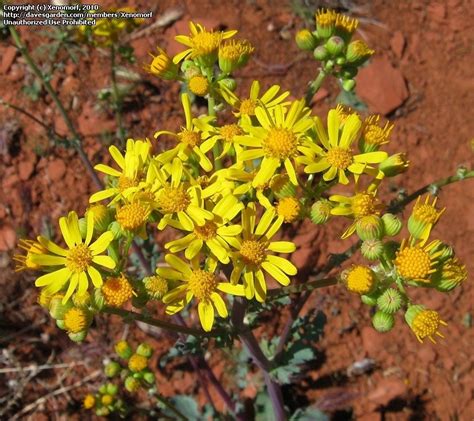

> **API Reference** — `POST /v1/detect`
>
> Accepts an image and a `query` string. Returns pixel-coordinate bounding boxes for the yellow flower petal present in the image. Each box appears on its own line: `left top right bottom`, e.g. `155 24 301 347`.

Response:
94 164 122 177
63 272 79 303
85 211 94 246
255 208 276 236
89 232 114 255
254 270 267 303
211 292 228 318
267 241 296 253
262 261 291 286
30 254 66 266
185 238 203 260
87 266 103 288
92 255 116 269
35 267 71 287
266 255 297 275
165 254 192 277
198 301 215 332
59 216 75 249
37 236 67 256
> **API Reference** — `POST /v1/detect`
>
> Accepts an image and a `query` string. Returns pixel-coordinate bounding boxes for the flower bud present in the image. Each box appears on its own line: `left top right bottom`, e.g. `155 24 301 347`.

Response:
86 204 111 232
92 288 105 310
310 199 332 224
379 153 409 177
146 48 178 80
68 331 88 342
324 59 335 71
377 288 404 313
188 75 209 97
361 291 380 306
143 370 155 384
356 215 384 240
361 239 384 260
129 353 148 372
143 275 168 300
342 79 356 91
432 242 454 262
106 383 119 395
56 319 66 329
325 36 345 56
336 57 346 65
295 29 317 51
115 340 132 359
381 213 402 237
108 221 123 240
105 361 121 378
218 77 237 92
372 311 395 332
346 40 374 63
49 294 73 320
125 376 140 393
433 257 467 292
405 305 447 343
340 66 357 79
73 291 91 308
136 343 153 358
313 46 329 61
96 407 110 416
344 265 377 294
270 174 296 198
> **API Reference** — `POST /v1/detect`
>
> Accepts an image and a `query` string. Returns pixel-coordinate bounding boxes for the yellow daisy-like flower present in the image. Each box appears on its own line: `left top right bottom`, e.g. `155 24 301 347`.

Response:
102 274 134 307
276 197 301 223
129 354 148 372
230 203 297 302
64 307 89 333
405 305 447 344
219 80 290 119
302 108 388 184
173 21 237 65
408 195 445 243
151 158 213 231
359 115 394 153
155 93 215 172
394 237 443 283
218 39 254 73
159 255 245 331
83 394 96 409
344 265 376 294
165 194 243 263
144 47 178 80
31 211 116 303
200 123 244 159
90 138 153 203
235 99 314 186
13 239 47 271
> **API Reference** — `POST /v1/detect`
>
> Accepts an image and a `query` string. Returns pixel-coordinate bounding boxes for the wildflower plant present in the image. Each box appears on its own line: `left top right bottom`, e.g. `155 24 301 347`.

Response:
9 9 472 420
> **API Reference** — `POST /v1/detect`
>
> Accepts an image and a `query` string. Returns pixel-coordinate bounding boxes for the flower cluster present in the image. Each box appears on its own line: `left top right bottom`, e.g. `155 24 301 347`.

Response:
15 13 467 345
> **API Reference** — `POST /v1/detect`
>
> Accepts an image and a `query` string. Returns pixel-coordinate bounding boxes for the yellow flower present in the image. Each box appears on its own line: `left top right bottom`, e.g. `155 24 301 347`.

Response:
144 47 178 80
143 275 169 299
151 158 213 231
302 108 387 184
165 194 243 263
188 75 210 96
359 115 394 153
235 99 314 186
405 305 447 344
344 265 376 294
64 307 89 333
173 21 237 65
155 93 215 172
200 123 244 159
31 211 116 303
408 195 445 242
83 393 96 409
276 197 301 223
116 201 150 235
394 237 444 283
346 40 374 63
13 239 47 271
219 80 290 118
218 39 254 73
102 274 134 307
159 255 245 331
90 138 153 203
230 203 297 302
128 354 148 372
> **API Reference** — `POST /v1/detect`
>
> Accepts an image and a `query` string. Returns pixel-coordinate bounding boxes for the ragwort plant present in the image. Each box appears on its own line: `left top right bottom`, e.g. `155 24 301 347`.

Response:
11 9 471 420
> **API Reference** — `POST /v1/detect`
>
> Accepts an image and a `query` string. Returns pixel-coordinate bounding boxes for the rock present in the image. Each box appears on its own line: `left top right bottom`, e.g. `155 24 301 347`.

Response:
1 46 17 74
77 102 115 137
390 31 405 59
18 160 35 181
47 159 66 182
312 87 329 104
418 346 437 364
361 326 387 355
428 3 446 22
7 64 24 82
356 55 409 115
0 226 16 251
368 378 407 407
62 76 80 94
54 114 69 137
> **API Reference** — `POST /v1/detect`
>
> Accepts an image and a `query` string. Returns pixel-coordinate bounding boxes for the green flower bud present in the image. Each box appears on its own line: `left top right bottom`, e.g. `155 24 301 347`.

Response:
340 66 358 79
382 213 402 237
49 294 73 320
99 384 108 394
72 291 91 308
310 199 332 224
136 343 153 358
434 243 454 262
56 319 66 330
346 40 374 63
108 221 123 240
380 153 409 177
295 29 317 51
372 311 395 332
92 288 105 310
96 407 110 416
356 215 384 240
433 257 467 292
106 383 119 396
342 79 356 91
324 59 335 71
104 361 121 378
361 239 384 260
336 57 346 65
270 174 296 199
377 288 404 313
361 291 380 306
143 370 155 385
115 340 133 360
124 376 140 393
218 77 237 92
313 45 329 61
325 36 345 56
68 331 87 342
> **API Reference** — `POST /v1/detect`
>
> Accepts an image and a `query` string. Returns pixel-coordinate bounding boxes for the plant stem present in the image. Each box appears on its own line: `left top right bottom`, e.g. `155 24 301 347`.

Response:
154 393 187 420
110 44 126 148
304 69 327 107
207 94 223 170
9 26 102 189
268 276 339 299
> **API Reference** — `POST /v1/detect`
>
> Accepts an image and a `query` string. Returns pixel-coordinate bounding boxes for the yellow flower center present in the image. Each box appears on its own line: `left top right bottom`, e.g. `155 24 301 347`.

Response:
116 202 149 231
102 275 134 307
413 203 438 224
187 269 218 301
263 127 298 160
144 275 169 299
411 310 445 341
66 244 92 273
364 116 393 145
350 40 374 56
178 129 201 147
395 246 432 280
326 147 353 170
188 75 209 96
276 197 301 223
101 394 113 406
220 124 242 142
64 307 88 333
352 193 377 218
316 9 336 27
194 221 218 240
240 240 267 267
346 265 375 294
118 175 138 192
83 394 95 409
157 187 190 214
239 98 256 115
115 340 129 355
192 31 222 56
219 39 254 61
129 354 148 372
73 291 91 307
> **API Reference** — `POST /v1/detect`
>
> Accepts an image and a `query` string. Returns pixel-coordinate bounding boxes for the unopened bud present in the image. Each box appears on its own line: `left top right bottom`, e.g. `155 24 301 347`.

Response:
381 213 402 237
326 36 345 56
361 239 384 260
310 199 332 224
104 361 121 378
115 340 132 359
356 215 384 240
313 45 329 61
342 79 356 91
379 153 409 177
377 288 404 313
125 376 140 393
295 29 317 51
372 311 395 332
136 343 153 358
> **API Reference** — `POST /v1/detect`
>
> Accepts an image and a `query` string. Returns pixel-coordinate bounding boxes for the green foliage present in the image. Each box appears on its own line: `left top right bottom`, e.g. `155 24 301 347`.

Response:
290 407 329 421
335 88 367 111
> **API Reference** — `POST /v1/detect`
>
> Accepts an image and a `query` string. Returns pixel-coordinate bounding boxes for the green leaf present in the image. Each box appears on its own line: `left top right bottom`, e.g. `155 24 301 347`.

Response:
290 407 329 421
167 395 202 420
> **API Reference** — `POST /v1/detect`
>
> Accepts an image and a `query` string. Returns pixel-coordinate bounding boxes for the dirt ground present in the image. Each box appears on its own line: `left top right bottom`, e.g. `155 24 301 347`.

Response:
0 0 473 419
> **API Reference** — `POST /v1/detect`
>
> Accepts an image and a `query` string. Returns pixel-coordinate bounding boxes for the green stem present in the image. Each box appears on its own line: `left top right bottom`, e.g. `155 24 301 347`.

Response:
304 69 327 107
8 26 102 189
268 276 339 300
110 44 126 148
154 393 187 421
207 94 223 170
